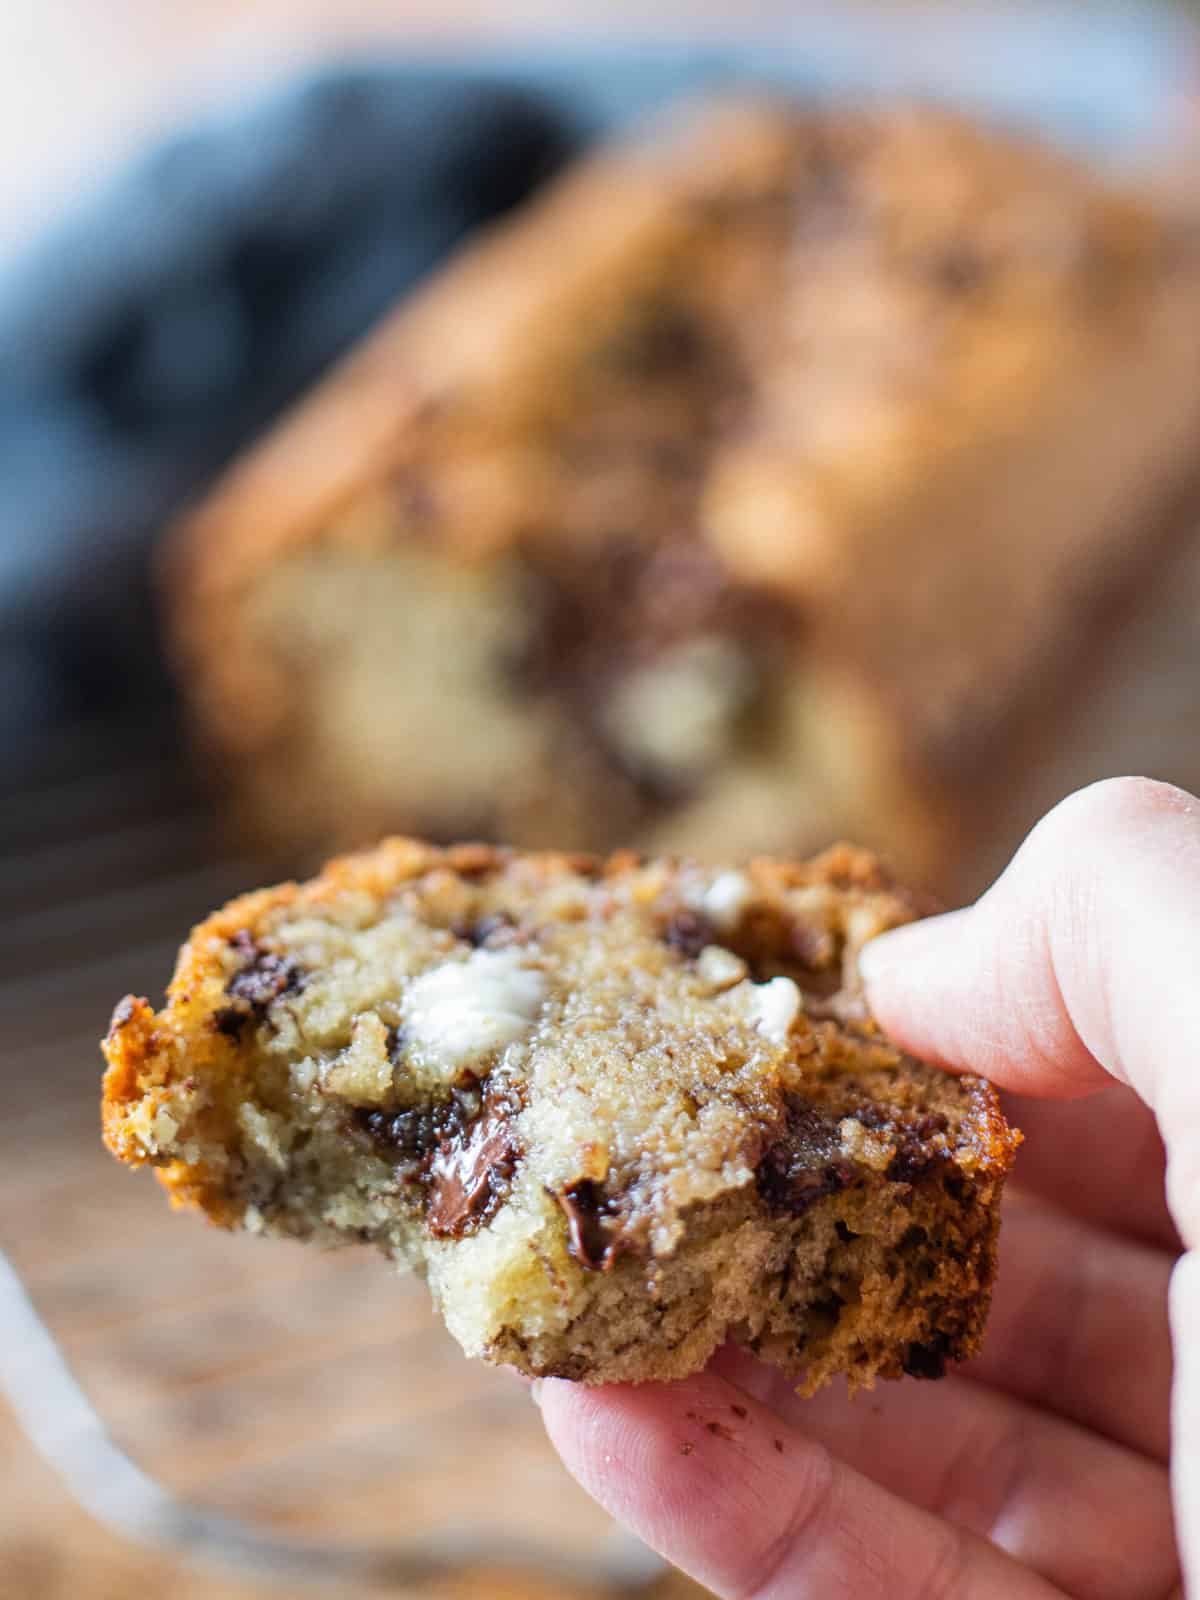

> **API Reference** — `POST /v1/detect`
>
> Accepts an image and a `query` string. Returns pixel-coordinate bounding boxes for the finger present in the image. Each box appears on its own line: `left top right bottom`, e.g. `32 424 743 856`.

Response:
859 777 1200 1246
539 1370 1066 1600
969 1189 1173 1462
712 1346 1176 1600
1171 1252 1200 1586
1001 1084 1177 1253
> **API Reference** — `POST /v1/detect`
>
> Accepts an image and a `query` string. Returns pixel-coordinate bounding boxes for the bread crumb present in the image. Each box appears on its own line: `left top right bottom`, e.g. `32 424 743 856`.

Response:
839 1116 894 1172
695 944 748 992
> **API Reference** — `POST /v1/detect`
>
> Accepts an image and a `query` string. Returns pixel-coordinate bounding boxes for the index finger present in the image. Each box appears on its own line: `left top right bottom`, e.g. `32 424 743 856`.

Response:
859 776 1200 1587
860 777 1200 1244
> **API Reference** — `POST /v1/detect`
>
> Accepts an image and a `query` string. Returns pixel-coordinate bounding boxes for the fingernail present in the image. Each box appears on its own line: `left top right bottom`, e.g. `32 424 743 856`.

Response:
529 1378 544 1408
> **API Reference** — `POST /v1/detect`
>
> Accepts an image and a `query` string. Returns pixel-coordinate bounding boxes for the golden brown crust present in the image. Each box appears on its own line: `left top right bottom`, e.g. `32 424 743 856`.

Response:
160 97 1200 894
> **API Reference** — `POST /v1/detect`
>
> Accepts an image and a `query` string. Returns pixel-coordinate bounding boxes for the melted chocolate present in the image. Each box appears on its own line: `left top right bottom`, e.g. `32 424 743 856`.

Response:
355 1081 522 1239
426 1111 520 1238
756 1102 858 1217
902 1332 952 1380
557 1179 621 1270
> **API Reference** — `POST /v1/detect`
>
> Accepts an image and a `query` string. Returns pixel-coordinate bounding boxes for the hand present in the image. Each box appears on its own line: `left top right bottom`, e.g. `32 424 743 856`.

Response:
536 777 1196 1598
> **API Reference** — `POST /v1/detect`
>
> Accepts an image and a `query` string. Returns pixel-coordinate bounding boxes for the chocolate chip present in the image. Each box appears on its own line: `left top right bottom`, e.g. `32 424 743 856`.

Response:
902 1335 952 1381
914 1111 950 1138
426 1108 521 1239
557 1178 621 1270
834 1220 858 1243
756 1101 858 1217
662 910 714 961
704 1421 734 1441
356 1083 522 1238
887 1139 949 1187
839 1104 952 1186
355 1098 472 1179
221 932 306 1031
808 1293 844 1334
212 1007 247 1041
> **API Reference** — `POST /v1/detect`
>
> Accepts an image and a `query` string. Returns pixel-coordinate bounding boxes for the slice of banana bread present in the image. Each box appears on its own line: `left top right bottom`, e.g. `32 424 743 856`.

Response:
102 840 1018 1393
166 98 1200 892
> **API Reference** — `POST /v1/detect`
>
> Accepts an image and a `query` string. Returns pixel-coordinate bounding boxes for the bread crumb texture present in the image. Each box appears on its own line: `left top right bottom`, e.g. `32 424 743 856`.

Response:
102 840 1018 1392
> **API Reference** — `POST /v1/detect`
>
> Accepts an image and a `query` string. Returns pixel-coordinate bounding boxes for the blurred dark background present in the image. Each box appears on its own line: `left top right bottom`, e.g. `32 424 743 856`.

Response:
3 2 1195 764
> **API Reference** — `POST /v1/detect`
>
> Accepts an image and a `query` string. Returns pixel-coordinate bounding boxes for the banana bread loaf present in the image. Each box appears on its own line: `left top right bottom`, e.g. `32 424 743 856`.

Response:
166 99 1200 890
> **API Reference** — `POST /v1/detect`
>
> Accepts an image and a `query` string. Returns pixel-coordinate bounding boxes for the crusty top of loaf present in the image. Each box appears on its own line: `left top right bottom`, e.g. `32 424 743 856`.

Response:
167 96 1171 606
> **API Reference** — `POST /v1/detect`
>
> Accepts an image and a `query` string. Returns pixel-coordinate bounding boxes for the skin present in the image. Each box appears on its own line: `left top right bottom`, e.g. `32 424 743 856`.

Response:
537 776 1197 1598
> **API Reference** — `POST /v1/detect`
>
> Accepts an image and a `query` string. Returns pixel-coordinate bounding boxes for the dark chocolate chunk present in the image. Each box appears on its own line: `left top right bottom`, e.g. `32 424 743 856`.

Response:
887 1141 945 1187
914 1111 950 1139
662 909 714 961
355 1097 472 1179
902 1334 952 1381
426 1108 521 1239
357 1081 522 1237
756 1101 858 1217
887 1115 951 1186
557 1178 621 1270
212 1006 248 1041
835 1103 952 1187
222 930 306 1026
